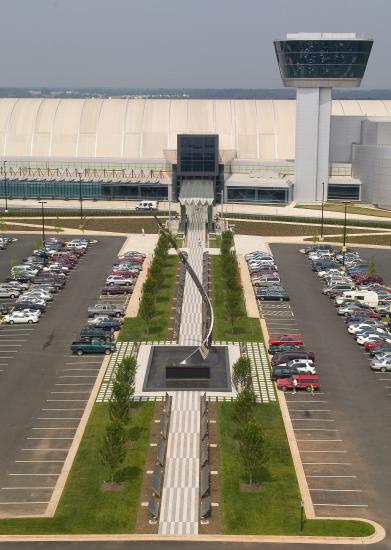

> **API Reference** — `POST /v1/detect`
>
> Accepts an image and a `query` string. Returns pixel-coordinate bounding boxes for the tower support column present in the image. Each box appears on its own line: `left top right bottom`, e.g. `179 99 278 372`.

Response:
295 87 331 201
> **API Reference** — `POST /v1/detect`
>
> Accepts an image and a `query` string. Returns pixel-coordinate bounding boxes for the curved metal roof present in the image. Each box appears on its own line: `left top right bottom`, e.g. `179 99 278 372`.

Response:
0 98 390 161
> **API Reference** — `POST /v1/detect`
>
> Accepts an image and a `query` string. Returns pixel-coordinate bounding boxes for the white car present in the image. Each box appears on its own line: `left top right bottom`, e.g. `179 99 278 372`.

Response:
43 264 69 273
348 322 381 335
23 289 52 300
87 315 111 326
370 357 391 372
4 311 40 324
356 333 389 345
106 275 134 286
0 287 20 299
286 359 316 374
318 268 343 279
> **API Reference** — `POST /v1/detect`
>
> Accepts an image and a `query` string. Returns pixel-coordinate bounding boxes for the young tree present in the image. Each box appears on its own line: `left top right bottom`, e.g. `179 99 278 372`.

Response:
54 215 62 235
312 229 319 244
79 216 88 235
368 256 377 276
139 291 156 333
226 288 242 333
232 356 252 391
100 420 126 483
233 388 257 424
237 419 265 486
116 356 137 401
109 381 132 424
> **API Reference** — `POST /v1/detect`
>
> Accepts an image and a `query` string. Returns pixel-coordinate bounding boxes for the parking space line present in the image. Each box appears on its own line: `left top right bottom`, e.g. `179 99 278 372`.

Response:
8 473 60 476
21 448 69 451
26 437 73 441
310 489 362 493
291 419 336 422
15 460 64 463
302 462 352 465
313 503 368 507
297 439 343 442
290 409 331 412
46 399 87 402
294 428 338 431
64 362 101 365
0 340 26 342
55 383 92 386
307 475 356 478
42 408 84 411
1 485 56 491
50 391 91 394
31 427 75 430
0 501 49 504
60 375 96 378
301 450 347 453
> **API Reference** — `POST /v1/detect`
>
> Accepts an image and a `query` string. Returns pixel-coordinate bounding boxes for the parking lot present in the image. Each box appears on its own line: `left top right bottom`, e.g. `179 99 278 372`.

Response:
270 244 391 530
0 235 124 516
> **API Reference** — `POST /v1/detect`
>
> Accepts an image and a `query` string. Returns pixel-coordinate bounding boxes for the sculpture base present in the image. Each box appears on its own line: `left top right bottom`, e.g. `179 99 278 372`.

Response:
143 345 230 391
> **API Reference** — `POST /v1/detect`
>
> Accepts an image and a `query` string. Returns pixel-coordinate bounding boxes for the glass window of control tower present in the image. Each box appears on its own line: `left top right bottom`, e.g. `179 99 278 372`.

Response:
177 135 218 176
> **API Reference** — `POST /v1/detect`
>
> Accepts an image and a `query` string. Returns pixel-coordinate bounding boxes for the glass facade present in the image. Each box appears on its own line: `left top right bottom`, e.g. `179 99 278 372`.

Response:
274 40 373 79
0 180 168 200
328 184 360 200
226 187 289 204
177 135 219 176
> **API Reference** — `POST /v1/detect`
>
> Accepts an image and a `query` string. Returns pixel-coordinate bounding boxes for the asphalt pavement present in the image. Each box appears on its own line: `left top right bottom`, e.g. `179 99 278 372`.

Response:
270 244 391 540
0 235 124 516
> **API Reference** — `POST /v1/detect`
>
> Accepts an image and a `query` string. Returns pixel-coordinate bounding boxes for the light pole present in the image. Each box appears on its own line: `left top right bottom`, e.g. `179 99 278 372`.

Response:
3 160 8 213
319 181 325 241
78 172 83 223
300 500 304 532
341 201 350 268
38 201 47 266
220 189 224 230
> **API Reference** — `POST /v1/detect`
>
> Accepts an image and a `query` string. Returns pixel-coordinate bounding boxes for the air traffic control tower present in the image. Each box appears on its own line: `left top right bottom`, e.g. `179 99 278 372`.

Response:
274 33 373 201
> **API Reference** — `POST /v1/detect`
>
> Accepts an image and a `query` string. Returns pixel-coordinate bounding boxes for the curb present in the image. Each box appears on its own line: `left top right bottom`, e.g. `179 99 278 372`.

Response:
0 521 385 544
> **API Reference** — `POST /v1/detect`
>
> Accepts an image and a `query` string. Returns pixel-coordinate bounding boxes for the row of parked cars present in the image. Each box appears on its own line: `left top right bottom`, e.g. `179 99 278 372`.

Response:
305 244 391 373
0 234 17 250
245 247 320 392
0 237 90 324
245 250 290 301
69 249 145 356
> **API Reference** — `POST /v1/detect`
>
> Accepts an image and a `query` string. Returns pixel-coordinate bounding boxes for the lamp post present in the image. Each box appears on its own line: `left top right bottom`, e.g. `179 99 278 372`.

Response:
78 172 83 223
320 181 325 241
38 201 47 266
3 160 8 213
300 500 304 532
220 189 224 230
341 201 350 268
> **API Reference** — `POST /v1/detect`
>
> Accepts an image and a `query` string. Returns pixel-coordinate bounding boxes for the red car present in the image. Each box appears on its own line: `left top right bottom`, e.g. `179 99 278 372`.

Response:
101 285 132 296
364 338 389 352
269 334 304 347
354 274 384 285
111 269 138 277
277 374 320 392
350 309 381 320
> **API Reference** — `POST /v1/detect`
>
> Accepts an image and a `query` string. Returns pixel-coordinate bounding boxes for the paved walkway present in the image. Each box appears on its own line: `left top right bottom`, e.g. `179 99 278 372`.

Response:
178 205 207 346
158 391 200 535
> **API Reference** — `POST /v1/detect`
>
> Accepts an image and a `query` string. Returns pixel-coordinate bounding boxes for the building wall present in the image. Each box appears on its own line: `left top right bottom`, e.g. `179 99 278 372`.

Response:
352 143 391 206
1 98 391 162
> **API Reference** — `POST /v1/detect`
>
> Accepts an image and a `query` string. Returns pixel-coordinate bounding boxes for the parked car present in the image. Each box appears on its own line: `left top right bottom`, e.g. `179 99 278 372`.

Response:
256 287 289 301
369 357 391 372
270 366 299 381
4 311 40 324
101 285 132 296
87 303 124 318
277 374 321 392
87 315 122 331
271 350 315 366
268 343 305 355
70 338 116 356
269 334 304 347
79 327 114 343
106 275 134 287
0 287 20 299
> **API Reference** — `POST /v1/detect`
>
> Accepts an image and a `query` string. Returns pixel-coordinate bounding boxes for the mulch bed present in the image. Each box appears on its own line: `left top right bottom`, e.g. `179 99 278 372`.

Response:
135 401 163 534
199 401 222 534
240 482 262 493
100 481 124 492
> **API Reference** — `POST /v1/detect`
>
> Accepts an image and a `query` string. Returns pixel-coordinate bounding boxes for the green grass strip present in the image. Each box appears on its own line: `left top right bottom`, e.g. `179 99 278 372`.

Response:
219 402 374 537
119 255 178 342
0 402 154 534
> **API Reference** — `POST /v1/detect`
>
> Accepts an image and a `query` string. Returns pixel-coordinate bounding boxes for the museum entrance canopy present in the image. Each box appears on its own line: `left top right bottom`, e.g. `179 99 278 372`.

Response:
178 180 214 206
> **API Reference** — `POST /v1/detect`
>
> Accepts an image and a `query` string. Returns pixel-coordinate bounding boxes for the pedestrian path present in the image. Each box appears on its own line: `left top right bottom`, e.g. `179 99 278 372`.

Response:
179 205 207 346
246 341 276 403
96 341 138 402
158 391 200 535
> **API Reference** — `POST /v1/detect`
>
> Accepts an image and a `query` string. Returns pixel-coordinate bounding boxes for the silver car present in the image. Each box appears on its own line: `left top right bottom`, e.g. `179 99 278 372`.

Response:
370 357 391 372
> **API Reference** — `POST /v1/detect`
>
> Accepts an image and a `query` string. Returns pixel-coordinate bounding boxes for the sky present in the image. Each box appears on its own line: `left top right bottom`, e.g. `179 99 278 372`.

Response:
0 0 389 88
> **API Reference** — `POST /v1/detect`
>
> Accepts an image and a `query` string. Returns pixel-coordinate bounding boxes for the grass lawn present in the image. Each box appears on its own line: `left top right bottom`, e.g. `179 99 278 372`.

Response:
5 217 167 234
211 255 262 341
119 255 178 341
219 402 374 537
319 234 391 246
0 402 154 534
296 203 391 218
231 221 376 237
